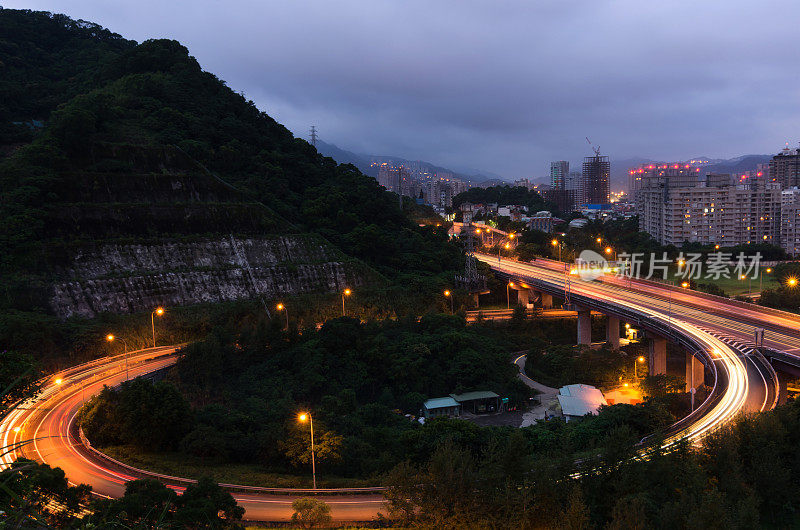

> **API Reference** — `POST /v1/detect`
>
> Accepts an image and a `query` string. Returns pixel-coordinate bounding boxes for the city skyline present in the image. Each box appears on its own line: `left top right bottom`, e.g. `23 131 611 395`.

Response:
5 0 800 178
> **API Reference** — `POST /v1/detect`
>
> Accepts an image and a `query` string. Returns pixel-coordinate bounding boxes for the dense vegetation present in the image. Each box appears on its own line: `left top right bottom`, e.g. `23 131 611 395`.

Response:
758 261 800 312
452 184 554 213
0 459 243 528
76 314 687 489
385 397 800 528
80 314 533 480
0 9 462 361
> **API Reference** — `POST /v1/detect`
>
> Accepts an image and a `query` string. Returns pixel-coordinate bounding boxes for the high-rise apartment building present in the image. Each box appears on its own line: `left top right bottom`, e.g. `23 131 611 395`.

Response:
377 165 411 195
565 171 585 206
781 187 800 256
550 161 569 190
582 154 610 205
769 146 800 189
629 163 701 216
638 177 781 246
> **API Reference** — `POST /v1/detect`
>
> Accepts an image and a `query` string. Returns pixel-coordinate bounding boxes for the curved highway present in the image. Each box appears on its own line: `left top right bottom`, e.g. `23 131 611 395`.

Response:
0 347 384 523
478 254 782 442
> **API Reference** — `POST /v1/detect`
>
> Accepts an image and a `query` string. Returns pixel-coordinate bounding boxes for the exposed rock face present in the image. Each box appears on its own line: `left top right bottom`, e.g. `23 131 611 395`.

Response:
50 235 375 318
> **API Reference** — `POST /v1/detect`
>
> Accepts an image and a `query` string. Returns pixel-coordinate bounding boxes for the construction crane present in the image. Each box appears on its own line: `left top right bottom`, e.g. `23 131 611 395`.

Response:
585 136 601 156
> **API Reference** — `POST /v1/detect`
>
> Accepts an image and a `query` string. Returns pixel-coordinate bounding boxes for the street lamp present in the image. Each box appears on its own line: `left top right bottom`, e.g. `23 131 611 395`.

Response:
788 277 798 288
740 274 752 298
276 303 288 329
506 282 514 310
341 288 351 316
760 267 772 292
596 237 602 244
681 281 690 288
634 356 646 379
444 290 454 313
551 239 562 262
106 334 130 381
151 307 164 348
298 413 316 489
604 246 616 261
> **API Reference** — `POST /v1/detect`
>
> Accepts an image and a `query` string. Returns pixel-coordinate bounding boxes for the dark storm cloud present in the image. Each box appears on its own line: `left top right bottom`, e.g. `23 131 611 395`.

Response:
6 0 800 176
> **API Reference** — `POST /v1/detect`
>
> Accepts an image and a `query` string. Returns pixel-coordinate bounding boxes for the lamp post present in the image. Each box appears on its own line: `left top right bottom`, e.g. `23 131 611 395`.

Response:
106 334 129 381
444 290 454 313
277 303 288 329
634 355 645 379
760 267 772 293
740 274 751 299
604 246 616 261
506 282 514 310
551 239 562 262
298 413 316 489
151 307 164 348
341 288 351 316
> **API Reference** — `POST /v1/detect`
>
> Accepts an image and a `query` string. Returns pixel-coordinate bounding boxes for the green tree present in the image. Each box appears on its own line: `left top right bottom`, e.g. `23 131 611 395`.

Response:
291 497 332 529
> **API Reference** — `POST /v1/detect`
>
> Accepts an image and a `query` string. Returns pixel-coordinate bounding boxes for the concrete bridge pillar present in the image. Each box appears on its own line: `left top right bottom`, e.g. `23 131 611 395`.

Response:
606 316 621 350
685 352 704 390
517 289 530 306
540 292 553 309
577 307 592 346
778 371 790 405
649 337 667 375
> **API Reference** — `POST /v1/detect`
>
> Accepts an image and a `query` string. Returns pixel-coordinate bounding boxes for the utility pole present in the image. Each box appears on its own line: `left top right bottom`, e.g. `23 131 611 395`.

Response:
309 126 318 147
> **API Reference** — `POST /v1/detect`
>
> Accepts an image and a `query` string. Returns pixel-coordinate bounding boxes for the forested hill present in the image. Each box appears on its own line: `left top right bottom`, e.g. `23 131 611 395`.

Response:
0 9 460 342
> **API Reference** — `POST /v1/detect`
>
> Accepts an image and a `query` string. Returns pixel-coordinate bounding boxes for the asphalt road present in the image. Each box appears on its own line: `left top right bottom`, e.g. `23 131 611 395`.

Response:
0 348 385 523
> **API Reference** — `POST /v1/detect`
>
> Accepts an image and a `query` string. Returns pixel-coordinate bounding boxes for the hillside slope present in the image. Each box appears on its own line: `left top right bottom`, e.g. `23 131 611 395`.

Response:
0 10 460 328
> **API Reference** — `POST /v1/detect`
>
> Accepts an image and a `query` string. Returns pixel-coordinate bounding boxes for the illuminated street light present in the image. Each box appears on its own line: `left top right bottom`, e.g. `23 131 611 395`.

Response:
506 282 514 309
106 334 130 381
604 247 616 260
276 303 288 329
551 239 562 261
342 288 352 316
298 413 316 489
788 277 798 288
760 267 772 292
714 244 720 250
681 281 690 288
151 307 164 348
596 237 602 244
635 355 646 378
444 290 454 313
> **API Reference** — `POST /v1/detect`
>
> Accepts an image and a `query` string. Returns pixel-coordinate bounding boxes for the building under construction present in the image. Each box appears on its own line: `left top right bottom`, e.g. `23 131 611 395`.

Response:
582 154 610 206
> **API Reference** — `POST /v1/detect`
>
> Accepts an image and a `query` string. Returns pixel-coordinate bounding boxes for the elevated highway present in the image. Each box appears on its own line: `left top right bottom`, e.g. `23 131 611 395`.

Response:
478 254 783 433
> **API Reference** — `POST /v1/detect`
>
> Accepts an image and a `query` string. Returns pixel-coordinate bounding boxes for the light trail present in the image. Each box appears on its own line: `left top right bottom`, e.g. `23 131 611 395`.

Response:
0 347 385 522
479 254 770 446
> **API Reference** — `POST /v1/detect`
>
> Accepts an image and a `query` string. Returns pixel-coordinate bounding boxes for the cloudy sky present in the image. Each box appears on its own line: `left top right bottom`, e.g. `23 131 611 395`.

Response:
6 1 800 177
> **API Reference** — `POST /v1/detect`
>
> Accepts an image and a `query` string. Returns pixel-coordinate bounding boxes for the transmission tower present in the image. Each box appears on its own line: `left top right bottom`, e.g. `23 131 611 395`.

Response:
310 125 318 147
455 228 486 292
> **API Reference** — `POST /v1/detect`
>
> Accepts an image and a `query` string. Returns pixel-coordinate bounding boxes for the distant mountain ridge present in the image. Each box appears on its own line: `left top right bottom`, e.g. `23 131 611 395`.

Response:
314 139 500 183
